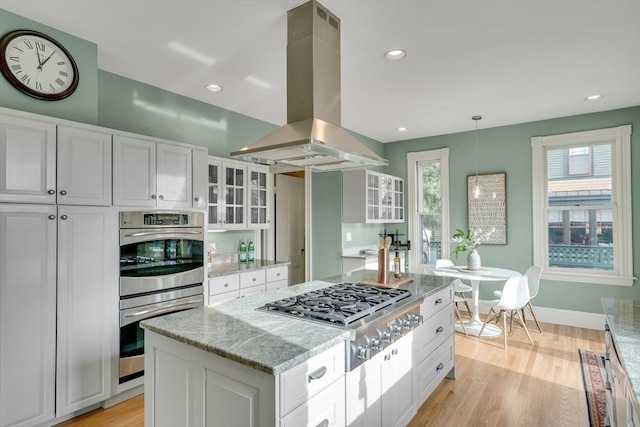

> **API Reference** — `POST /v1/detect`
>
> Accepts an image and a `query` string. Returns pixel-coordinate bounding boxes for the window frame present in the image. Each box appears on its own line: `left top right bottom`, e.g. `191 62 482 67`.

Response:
531 125 634 286
407 148 450 269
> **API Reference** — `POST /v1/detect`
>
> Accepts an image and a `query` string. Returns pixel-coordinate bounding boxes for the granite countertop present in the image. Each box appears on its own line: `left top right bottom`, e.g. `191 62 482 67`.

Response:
601 298 640 412
142 269 453 376
208 259 290 278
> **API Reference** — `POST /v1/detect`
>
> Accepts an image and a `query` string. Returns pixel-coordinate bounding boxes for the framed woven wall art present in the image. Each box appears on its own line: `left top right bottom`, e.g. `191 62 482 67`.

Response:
466 172 507 244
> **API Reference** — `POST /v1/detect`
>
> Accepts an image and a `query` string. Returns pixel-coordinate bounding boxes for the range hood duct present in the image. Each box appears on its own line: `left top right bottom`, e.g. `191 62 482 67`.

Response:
231 0 388 172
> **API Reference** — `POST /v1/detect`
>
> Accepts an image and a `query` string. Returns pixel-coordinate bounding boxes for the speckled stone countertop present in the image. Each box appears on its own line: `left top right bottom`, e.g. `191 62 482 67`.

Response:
142 269 453 376
602 298 640 412
207 259 290 278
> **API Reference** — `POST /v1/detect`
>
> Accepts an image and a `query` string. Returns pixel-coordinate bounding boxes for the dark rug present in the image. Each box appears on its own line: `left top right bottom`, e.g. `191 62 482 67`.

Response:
578 348 607 427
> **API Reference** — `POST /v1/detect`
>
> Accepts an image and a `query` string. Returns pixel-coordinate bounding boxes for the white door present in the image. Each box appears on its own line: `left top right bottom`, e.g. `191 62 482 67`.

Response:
275 174 305 285
0 204 57 427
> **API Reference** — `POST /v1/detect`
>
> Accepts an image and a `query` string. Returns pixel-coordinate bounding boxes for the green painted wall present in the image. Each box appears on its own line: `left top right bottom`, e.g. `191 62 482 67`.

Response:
0 9 99 123
383 106 640 313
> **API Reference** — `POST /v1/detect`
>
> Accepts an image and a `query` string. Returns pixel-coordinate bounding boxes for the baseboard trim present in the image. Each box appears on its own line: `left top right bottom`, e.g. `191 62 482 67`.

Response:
476 300 605 331
102 384 144 409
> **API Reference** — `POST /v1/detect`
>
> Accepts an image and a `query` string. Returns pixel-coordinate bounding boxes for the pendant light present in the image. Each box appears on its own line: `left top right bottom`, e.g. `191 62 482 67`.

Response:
472 115 482 199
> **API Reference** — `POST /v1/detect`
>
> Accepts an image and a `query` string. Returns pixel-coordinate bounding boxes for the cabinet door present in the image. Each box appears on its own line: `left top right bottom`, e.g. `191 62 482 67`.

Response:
346 352 383 427
156 143 192 208
56 206 117 416
0 115 56 204
222 163 246 228
379 174 393 221
0 204 57 427
366 171 380 222
57 126 112 206
192 148 208 210
393 177 404 222
248 166 270 228
386 333 415 427
113 135 156 207
207 159 223 228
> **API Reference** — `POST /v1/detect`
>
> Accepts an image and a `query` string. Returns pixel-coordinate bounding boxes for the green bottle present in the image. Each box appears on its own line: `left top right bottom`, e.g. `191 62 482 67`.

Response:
247 240 255 262
239 240 247 263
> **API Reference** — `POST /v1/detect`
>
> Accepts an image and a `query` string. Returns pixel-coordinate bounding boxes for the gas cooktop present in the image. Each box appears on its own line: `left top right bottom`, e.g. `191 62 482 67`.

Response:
257 283 412 327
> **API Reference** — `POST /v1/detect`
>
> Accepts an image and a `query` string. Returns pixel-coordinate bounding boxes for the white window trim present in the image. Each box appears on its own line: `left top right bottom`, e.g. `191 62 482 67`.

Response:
407 148 450 269
531 125 634 286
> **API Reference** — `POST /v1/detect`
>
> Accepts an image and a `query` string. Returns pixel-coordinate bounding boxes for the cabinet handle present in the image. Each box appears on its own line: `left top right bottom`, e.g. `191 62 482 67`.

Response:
151 194 157 200
60 215 68 220
436 362 444 371
59 190 67 196
224 283 229 287
436 326 444 334
435 298 443 305
308 366 327 383
276 273 280 277
252 277 256 282
159 195 164 200
194 197 200 202
47 189 55 195
48 214 56 220
384 354 391 361
316 420 329 427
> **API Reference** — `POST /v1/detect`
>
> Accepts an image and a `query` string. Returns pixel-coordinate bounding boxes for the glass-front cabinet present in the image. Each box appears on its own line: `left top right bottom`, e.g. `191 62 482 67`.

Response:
248 166 271 228
343 170 405 224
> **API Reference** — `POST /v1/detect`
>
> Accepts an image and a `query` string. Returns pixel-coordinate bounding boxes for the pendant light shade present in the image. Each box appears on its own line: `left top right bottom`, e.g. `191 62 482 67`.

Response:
472 115 482 199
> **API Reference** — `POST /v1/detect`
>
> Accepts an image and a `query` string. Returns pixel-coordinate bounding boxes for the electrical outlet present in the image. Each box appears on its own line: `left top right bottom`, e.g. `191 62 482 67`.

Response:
346 232 352 242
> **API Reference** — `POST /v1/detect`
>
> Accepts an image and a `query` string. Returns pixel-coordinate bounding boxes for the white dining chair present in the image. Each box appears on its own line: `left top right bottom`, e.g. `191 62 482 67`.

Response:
436 259 472 317
493 266 543 333
480 275 534 350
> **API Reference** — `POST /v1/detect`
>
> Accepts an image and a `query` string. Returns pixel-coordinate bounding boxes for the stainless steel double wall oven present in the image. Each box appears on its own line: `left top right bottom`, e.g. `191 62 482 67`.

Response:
119 211 204 384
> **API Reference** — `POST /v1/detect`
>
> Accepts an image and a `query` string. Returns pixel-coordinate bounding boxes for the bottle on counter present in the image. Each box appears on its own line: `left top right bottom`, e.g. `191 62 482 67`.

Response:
247 240 255 262
394 251 401 279
239 240 247 263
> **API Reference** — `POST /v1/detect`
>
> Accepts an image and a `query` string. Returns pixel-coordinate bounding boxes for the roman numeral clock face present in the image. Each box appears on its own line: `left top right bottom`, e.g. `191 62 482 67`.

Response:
0 30 79 100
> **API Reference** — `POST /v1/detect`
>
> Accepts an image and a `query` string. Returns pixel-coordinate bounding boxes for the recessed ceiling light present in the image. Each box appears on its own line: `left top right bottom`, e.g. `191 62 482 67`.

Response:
397 127 408 132
384 49 406 61
205 84 223 92
585 94 603 101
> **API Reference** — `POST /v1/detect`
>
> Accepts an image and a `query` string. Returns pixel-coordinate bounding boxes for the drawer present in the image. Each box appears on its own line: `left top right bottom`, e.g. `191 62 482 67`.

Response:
239 284 264 298
421 285 454 319
266 279 288 292
240 270 266 288
416 335 454 402
415 303 454 360
267 266 288 283
209 290 238 306
280 377 345 427
279 342 345 417
209 274 240 295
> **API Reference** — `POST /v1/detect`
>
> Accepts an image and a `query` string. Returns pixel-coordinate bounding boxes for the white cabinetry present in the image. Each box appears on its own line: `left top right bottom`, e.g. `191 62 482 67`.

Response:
248 166 271 228
192 147 208 210
208 266 288 306
342 170 404 223
145 332 345 427
0 205 57 427
113 135 193 208
604 321 639 427
0 115 112 206
0 204 117 426
346 332 415 427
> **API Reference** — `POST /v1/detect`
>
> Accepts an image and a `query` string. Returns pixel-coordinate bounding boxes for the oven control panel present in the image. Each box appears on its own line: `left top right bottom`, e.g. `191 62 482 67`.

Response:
120 211 204 228
143 213 188 225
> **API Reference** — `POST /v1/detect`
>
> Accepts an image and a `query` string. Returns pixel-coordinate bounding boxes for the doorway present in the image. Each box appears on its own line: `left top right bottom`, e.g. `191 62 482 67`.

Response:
274 172 305 285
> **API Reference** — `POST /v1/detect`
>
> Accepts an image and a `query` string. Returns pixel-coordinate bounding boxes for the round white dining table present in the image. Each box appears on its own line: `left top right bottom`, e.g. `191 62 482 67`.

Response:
433 266 521 337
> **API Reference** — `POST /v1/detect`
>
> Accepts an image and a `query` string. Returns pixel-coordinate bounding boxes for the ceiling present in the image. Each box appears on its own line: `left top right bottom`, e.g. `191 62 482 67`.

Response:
1 0 639 143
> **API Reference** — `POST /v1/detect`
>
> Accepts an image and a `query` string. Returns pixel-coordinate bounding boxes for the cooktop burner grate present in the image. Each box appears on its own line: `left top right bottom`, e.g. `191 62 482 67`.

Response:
258 283 412 327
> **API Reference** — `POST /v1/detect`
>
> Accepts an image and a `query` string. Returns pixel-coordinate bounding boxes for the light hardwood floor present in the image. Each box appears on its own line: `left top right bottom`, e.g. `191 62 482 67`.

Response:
56 321 604 427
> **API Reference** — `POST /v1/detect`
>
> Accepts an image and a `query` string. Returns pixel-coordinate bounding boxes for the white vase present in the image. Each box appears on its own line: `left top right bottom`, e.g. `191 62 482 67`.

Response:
466 249 481 271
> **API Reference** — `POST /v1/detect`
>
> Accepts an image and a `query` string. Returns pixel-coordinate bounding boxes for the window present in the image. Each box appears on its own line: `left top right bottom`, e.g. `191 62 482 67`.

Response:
407 149 449 268
531 125 633 286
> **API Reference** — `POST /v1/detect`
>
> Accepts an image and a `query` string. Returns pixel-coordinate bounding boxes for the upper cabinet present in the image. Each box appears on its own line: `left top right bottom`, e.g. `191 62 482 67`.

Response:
113 135 195 208
0 114 112 206
192 148 208 211
343 170 405 223
207 156 271 230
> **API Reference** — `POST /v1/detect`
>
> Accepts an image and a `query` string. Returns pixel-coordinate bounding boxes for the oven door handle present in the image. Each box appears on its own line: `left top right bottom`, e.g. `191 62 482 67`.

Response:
124 230 203 238
121 297 202 327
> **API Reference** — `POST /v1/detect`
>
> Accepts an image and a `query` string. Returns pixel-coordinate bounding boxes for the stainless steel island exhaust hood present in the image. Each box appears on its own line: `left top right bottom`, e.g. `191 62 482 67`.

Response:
231 0 388 172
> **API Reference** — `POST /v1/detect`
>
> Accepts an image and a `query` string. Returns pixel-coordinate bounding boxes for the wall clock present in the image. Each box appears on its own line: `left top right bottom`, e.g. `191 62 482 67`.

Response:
0 29 79 101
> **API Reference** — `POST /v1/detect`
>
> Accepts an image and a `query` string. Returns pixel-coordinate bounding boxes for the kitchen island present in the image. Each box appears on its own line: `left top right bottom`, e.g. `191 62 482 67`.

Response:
142 270 455 427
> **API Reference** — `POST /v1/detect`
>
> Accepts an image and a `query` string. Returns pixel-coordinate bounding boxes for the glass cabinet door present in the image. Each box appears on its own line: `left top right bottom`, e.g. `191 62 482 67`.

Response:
208 162 221 226
393 178 404 221
380 175 393 220
249 168 269 228
366 172 380 221
224 165 245 227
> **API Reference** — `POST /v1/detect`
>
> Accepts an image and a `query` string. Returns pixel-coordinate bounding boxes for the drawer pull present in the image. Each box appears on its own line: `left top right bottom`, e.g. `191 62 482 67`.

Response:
436 362 445 371
224 283 229 287
308 366 327 383
436 326 444 334
435 298 443 305
316 419 329 427
392 349 398 355
252 277 257 281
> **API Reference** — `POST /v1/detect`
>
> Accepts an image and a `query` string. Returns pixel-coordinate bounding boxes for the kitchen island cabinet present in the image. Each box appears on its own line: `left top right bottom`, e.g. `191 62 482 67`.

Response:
142 271 455 427
207 261 289 305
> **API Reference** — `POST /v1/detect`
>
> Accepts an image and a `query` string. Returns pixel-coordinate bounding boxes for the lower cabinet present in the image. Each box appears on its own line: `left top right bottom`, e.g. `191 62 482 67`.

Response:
604 321 639 427
0 204 118 427
208 265 288 305
145 331 345 427
346 332 415 427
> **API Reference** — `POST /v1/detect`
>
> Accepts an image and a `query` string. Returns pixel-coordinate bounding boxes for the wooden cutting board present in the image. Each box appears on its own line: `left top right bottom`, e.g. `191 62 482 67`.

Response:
359 277 414 288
